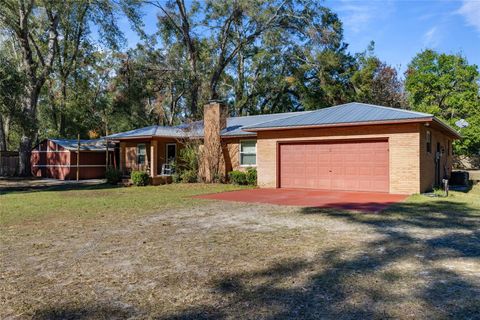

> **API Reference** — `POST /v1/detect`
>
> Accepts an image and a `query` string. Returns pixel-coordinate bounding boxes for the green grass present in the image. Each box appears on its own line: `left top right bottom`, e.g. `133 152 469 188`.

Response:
0 183 250 226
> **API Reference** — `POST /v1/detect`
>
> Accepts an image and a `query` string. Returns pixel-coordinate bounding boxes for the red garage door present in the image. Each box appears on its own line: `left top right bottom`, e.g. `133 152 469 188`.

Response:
279 140 389 192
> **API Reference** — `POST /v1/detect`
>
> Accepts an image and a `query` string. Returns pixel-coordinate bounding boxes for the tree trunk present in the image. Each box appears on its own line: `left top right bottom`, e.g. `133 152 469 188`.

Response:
0 115 7 151
18 134 33 176
235 51 245 115
18 89 39 176
189 78 199 117
59 77 67 136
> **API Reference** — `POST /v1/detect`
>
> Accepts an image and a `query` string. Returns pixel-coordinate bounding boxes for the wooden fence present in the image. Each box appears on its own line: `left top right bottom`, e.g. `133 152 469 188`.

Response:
0 151 19 176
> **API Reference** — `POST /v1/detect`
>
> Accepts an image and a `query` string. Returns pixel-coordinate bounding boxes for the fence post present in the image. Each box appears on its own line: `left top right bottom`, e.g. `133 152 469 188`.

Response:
77 134 80 181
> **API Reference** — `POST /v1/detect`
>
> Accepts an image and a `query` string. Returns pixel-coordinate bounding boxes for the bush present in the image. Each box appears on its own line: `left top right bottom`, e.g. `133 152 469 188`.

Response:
228 170 247 185
105 166 122 185
180 170 198 183
172 173 181 183
246 167 257 186
131 170 150 186
171 143 200 184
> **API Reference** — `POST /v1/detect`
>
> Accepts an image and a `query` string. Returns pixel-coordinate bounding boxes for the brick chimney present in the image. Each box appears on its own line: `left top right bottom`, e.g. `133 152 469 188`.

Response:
202 100 228 182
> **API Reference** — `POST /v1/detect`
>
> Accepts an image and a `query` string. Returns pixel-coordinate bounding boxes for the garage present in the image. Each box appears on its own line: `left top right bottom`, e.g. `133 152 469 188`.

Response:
278 140 389 192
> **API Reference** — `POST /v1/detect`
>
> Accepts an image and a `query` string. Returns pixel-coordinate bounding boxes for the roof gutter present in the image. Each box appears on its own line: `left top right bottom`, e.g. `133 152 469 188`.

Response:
106 134 193 140
432 117 462 139
243 117 434 132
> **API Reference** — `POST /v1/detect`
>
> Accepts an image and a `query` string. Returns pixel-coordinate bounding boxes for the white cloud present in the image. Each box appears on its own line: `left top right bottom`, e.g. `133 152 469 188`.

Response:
457 0 480 34
423 26 440 47
333 0 395 34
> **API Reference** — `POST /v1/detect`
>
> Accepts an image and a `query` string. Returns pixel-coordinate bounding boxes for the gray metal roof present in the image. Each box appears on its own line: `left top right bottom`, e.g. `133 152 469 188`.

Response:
221 111 312 137
105 111 312 139
106 125 194 139
50 139 114 151
104 103 447 139
243 103 433 130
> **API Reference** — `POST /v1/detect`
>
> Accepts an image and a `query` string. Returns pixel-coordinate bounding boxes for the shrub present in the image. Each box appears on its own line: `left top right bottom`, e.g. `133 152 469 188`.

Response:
246 167 257 186
172 173 181 183
105 166 122 185
180 170 198 183
179 145 199 172
131 170 150 186
171 143 200 184
228 170 247 185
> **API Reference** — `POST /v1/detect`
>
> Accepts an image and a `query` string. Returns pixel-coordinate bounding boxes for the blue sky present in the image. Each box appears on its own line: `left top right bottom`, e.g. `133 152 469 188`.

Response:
119 0 480 73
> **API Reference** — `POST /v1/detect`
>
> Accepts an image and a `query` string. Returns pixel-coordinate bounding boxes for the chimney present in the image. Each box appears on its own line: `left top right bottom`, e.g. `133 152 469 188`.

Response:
202 100 228 182
204 100 227 134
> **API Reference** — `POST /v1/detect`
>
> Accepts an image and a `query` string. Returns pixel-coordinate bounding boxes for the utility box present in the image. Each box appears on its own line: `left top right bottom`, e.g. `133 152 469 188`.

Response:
449 171 469 186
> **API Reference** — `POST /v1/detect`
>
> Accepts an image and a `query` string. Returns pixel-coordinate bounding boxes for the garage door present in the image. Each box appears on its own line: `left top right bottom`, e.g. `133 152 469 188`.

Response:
279 140 389 192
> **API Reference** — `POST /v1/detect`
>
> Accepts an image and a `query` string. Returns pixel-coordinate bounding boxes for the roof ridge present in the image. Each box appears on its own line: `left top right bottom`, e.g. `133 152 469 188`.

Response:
295 102 433 118
228 110 312 120
346 102 432 117
241 110 315 129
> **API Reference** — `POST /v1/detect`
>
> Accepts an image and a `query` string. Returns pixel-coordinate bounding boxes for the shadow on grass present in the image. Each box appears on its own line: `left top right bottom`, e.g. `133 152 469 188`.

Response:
303 200 480 231
0 182 120 195
158 196 480 319
32 303 137 320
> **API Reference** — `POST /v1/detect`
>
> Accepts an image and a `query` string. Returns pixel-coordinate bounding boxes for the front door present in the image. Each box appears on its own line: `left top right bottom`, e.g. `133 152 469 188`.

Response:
166 143 177 164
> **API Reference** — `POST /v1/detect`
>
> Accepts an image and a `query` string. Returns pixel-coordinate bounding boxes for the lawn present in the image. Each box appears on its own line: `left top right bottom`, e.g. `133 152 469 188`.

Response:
1 183 479 319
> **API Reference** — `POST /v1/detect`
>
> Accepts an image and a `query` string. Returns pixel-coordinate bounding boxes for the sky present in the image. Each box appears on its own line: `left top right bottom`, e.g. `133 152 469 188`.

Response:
118 0 480 73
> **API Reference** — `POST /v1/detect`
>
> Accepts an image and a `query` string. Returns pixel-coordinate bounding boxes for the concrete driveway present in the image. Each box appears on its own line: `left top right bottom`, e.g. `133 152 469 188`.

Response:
195 188 408 212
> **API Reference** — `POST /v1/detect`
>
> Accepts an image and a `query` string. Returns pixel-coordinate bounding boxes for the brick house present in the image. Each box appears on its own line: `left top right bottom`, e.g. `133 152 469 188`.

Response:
107 101 460 194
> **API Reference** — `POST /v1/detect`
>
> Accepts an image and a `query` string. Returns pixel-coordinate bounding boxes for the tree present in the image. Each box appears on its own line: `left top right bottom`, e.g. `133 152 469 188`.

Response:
150 0 354 116
0 47 24 151
351 42 406 108
405 50 480 155
0 0 141 175
291 7 356 111
0 0 60 175
151 0 202 118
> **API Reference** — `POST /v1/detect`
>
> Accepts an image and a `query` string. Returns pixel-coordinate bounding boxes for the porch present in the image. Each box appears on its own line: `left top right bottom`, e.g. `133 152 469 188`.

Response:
117 137 182 180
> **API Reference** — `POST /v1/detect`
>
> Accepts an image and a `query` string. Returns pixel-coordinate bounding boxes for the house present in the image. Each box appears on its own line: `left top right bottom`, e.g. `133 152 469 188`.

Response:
31 139 116 180
107 101 460 194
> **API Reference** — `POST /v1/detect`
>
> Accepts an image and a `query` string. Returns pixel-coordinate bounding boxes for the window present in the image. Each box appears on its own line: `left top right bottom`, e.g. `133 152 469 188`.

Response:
137 143 146 165
426 131 431 153
166 143 176 163
240 140 257 166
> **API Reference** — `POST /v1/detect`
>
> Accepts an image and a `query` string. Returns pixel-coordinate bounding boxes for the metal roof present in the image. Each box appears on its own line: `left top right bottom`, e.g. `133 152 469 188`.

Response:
105 111 312 139
221 111 312 137
243 103 433 130
106 125 194 139
50 139 115 151
103 103 460 140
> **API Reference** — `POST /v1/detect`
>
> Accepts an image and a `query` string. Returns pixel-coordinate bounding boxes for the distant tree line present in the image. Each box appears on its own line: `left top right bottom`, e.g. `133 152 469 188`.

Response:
0 0 479 175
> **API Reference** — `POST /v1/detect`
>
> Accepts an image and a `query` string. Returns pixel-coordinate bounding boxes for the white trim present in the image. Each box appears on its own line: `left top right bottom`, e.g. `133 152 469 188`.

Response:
31 150 69 153
239 139 257 167
166 143 177 162
33 164 106 168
